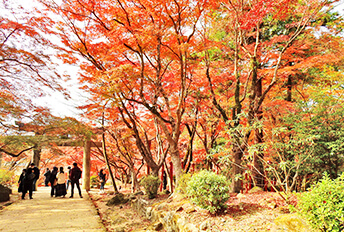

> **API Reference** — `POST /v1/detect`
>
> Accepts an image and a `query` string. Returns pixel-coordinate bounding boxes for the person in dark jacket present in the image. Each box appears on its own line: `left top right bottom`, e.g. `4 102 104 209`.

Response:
69 162 83 198
27 163 40 191
49 166 58 197
21 168 35 199
44 168 51 187
98 169 106 193
18 169 26 195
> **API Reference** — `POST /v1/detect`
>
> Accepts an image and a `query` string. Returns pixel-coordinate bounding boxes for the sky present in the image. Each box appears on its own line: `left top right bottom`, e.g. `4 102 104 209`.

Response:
32 65 88 118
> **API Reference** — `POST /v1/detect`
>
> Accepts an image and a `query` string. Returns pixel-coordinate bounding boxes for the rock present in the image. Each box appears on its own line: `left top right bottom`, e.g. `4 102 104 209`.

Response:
160 189 170 195
248 186 263 193
156 202 168 211
114 227 125 232
175 206 183 212
183 202 197 213
0 184 11 203
146 207 153 219
177 217 198 232
274 213 310 231
259 197 276 209
131 198 149 216
161 212 179 232
128 194 137 200
200 221 210 230
152 222 164 231
267 202 277 209
236 193 245 199
106 193 129 206
185 206 196 213
134 190 144 196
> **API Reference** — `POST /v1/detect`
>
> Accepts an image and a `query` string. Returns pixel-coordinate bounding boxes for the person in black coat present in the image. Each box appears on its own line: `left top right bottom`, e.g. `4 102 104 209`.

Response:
21 168 35 199
49 166 58 197
44 168 51 187
18 169 26 195
27 163 40 191
69 163 83 198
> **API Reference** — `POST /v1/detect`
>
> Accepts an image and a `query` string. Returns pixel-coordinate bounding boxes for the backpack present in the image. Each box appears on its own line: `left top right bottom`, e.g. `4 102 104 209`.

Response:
74 168 82 180
27 173 35 181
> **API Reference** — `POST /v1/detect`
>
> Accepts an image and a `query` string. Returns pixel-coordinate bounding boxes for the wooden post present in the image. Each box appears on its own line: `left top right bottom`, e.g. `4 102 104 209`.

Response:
169 161 173 192
83 140 91 191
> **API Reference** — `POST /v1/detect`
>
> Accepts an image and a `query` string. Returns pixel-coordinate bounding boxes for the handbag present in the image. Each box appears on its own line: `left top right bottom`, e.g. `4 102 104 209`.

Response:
53 179 57 186
18 184 23 193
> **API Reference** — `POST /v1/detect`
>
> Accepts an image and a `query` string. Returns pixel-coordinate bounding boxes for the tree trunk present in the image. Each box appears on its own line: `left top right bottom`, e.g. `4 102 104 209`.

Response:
32 147 41 167
102 133 118 193
253 77 265 188
231 145 243 193
130 168 140 193
82 140 91 191
170 143 183 187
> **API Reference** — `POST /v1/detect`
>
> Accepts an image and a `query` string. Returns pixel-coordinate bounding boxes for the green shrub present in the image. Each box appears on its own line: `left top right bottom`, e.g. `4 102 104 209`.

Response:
297 173 344 232
186 170 230 214
0 169 15 186
140 175 160 199
176 173 192 195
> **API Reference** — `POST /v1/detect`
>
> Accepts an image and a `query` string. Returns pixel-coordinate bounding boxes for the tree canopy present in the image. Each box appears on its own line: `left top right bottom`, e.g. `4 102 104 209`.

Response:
1 0 344 193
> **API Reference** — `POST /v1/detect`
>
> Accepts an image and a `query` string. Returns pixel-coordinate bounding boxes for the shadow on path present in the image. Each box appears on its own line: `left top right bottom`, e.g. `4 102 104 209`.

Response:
0 187 105 232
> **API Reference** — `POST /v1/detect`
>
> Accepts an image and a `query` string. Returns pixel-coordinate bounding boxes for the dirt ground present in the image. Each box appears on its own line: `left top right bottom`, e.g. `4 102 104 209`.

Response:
88 188 152 232
88 188 294 232
1 186 297 232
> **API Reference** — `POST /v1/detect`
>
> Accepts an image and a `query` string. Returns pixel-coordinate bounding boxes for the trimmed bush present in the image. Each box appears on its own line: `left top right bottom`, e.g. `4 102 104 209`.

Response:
297 173 344 232
0 169 14 186
140 175 160 199
186 170 230 214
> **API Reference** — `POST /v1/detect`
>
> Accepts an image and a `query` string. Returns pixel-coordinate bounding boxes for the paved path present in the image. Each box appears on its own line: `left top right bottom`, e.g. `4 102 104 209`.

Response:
0 187 106 232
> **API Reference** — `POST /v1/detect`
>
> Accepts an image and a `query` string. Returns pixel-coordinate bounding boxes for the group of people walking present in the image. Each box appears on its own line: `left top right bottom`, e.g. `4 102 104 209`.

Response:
18 162 83 199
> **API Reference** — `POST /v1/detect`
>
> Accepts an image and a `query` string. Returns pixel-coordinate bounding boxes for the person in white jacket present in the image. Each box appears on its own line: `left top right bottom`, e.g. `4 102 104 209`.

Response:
55 167 67 197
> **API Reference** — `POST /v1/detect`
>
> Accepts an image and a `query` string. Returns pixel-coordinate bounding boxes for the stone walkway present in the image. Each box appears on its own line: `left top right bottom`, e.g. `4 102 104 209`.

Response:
0 187 106 232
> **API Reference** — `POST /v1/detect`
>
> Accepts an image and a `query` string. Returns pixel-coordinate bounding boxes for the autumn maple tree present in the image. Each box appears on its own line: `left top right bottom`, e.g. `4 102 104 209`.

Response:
37 0 216 185
27 0 344 194
195 0 341 192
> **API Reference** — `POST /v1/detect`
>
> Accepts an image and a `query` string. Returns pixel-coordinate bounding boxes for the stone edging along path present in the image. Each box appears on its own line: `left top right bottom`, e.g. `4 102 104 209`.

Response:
0 186 106 232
